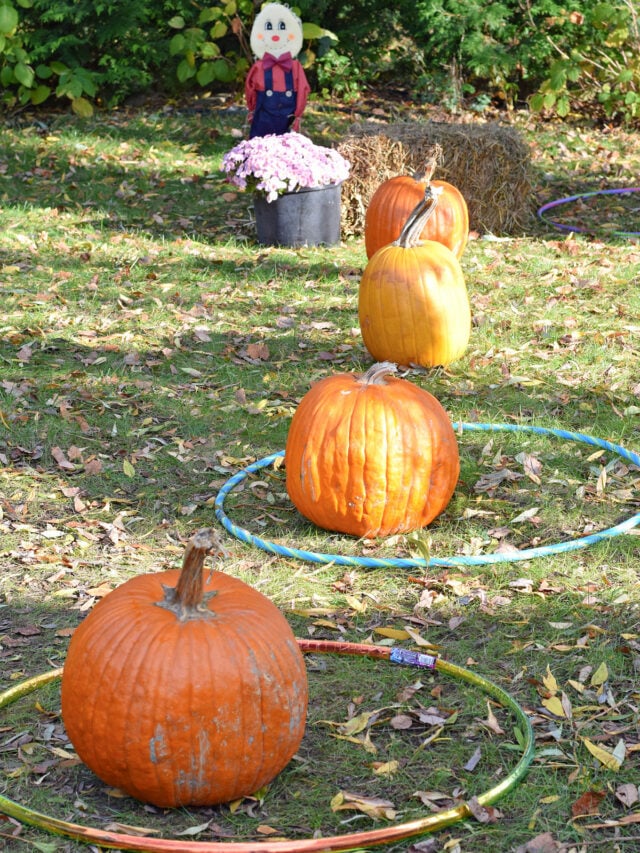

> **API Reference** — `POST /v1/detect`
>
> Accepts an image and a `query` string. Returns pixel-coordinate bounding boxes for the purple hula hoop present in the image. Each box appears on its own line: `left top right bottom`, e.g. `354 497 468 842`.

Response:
537 187 640 236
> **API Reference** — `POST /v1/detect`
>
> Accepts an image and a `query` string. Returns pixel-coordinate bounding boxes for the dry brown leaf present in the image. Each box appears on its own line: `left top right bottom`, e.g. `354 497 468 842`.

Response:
390 714 414 730
467 795 501 823
571 789 606 817
482 701 505 735
615 783 639 807
514 832 563 852
51 446 76 470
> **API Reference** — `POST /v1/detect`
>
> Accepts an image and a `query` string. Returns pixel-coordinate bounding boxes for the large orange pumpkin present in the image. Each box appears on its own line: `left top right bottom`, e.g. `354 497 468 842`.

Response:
61 529 308 808
285 362 459 538
359 187 471 369
364 154 469 259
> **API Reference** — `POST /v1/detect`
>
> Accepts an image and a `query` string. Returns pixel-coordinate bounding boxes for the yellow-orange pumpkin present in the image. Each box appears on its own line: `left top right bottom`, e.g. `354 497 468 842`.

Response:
61 530 308 808
359 187 471 368
285 362 459 538
364 155 469 259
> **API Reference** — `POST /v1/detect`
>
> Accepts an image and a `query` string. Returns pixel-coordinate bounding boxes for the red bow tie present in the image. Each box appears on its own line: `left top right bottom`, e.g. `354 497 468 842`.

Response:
263 52 293 72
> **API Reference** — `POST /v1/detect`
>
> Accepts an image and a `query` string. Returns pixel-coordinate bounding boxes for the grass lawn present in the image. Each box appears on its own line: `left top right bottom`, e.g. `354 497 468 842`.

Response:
0 92 639 853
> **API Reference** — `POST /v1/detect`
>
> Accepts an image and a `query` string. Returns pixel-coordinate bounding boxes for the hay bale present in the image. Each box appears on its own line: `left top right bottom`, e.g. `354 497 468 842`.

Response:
337 133 407 239
338 120 533 237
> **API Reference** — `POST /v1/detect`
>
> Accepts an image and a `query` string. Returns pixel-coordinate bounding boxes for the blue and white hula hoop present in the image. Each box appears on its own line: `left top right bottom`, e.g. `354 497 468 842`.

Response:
214 422 640 569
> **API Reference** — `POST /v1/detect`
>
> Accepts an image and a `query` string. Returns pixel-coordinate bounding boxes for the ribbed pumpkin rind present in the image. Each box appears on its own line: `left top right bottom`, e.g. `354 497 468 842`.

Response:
285 372 460 537
364 177 469 259
61 570 308 808
358 239 471 368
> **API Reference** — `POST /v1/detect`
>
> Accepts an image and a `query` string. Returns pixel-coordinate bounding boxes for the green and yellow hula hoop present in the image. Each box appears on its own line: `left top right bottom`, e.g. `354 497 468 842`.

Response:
0 640 535 852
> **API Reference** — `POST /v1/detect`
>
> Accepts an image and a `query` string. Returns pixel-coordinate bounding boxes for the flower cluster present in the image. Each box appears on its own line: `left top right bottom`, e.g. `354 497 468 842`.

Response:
221 132 350 202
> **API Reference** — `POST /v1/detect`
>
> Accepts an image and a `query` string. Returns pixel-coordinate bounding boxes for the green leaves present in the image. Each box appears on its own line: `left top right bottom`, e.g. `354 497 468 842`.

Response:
0 3 18 35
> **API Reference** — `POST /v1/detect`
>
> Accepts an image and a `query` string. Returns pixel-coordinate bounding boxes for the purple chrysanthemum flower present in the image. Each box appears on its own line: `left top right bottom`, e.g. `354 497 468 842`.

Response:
220 132 351 202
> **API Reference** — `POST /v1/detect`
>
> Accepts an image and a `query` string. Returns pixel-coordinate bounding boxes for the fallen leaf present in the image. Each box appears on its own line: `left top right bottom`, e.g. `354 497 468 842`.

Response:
338 710 377 736
511 507 540 524
582 737 624 771
413 790 453 810
345 594 367 613
403 625 439 648
332 731 377 754
516 451 542 484
585 812 640 828
464 745 482 771
541 696 565 717
175 821 212 836
406 839 439 852
615 783 638 807
390 714 414 730
467 795 500 823
51 446 76 470
86 584 113 598
571 789 606 817
317 710 378 736
514 831 562 852
590 661 609 686
330 791 396 820
103 822 161 836
482 701 505 735
374 627 411 640
542 665 558 694
371 760 399 776
246 342 269 361
17 344 33 362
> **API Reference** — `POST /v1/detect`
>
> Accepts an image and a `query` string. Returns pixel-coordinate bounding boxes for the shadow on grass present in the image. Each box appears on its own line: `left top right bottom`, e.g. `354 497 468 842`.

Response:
4 104 637 246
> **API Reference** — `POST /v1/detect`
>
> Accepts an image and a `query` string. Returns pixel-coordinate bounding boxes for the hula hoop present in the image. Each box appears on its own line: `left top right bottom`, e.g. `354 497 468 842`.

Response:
537 187 640 236
0 641 535 852
214 422 640 569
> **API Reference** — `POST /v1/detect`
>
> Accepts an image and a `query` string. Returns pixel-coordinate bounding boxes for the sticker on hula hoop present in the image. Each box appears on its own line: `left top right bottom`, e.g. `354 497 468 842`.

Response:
537 187 640 236
214 422 640 569
0 640 535 852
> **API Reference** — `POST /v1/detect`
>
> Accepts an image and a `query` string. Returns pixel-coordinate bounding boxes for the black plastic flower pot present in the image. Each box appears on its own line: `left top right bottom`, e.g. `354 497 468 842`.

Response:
253 183 342 247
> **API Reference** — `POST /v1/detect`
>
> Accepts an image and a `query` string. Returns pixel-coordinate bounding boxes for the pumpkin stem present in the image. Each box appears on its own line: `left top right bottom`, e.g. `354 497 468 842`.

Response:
360 361 398 385
157 528 227 621
394 185 441 249
412 143 442 184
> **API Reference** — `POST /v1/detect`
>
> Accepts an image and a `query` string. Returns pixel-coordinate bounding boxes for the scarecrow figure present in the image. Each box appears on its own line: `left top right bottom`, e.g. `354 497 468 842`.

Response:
245 3 310 138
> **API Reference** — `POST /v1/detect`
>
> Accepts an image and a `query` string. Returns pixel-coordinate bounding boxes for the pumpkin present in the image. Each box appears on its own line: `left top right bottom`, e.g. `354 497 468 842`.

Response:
364 148 469 260
285 362 459 538
359 187 471 368
61 529 308 808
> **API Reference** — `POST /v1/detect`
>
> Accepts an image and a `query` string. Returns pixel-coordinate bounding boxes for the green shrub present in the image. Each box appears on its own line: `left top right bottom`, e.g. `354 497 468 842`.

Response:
0 0 195 113
0 0 638 122
529 0 640 122
0 0 343 113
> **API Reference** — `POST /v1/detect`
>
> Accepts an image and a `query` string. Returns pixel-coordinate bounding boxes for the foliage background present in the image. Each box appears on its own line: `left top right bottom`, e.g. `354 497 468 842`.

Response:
0 0 638 122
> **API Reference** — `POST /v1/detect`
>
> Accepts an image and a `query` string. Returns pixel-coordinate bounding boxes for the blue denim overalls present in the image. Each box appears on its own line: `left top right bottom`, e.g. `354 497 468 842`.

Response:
250 67 295 138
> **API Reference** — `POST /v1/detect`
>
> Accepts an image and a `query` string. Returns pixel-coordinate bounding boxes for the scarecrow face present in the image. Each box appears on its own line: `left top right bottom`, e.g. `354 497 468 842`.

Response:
250 3 304 59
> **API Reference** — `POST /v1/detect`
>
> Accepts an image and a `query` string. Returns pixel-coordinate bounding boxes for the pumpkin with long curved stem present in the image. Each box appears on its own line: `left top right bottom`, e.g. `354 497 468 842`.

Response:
61 529 308 808
285 362 459 538
359 186 471 369
364 148 469 259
